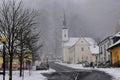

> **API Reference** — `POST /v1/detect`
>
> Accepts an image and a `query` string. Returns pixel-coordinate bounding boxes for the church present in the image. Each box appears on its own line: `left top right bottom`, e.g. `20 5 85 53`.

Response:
62 15 99 64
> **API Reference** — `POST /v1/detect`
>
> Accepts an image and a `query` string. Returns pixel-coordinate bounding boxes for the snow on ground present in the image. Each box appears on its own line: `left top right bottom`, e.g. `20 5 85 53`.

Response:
96 68 120 80
0 68 56 80
57 62 120 80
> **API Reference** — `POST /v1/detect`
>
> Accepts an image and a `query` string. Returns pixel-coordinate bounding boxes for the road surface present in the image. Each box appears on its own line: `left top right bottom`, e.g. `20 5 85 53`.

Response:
42 62 112 80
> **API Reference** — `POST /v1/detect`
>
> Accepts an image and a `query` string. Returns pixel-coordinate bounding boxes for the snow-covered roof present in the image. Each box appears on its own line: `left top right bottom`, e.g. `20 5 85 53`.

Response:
63 37 99 54
89 46 99 54
113 32 120 37
108 40 120 49
63 38 79 47
84 37 97 45
84 37 99 54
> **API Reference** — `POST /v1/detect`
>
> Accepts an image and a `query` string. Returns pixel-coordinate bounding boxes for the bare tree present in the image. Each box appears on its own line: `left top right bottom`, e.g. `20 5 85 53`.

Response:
0 0 41 80
17 29 42 76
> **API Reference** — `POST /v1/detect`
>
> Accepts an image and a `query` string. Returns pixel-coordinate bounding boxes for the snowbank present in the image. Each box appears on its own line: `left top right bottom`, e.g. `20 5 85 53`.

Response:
96 68 120 80
0 68 56 80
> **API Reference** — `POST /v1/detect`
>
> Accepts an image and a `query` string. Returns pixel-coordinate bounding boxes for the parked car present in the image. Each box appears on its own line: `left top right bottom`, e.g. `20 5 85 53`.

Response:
77 61 90 67
83 61 90 67
36 62 49 70
97 61 111 68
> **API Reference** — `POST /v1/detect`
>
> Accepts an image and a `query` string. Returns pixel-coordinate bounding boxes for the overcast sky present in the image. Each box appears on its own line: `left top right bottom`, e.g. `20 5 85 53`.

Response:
22 0 120 39
1 0 120 56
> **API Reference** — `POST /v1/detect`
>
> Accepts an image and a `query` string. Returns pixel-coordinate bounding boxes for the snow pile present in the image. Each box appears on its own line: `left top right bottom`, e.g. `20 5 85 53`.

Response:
0 68 56 80
96 68 120 80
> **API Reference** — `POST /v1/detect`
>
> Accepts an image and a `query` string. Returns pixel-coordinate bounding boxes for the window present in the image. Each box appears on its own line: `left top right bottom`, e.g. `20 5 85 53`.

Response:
100 47 102 54
64 34 66 37
86 57 88 60
94 44 96 48
109 41 111 45
81 47 84 51
104 45 106 62
107 42 109 47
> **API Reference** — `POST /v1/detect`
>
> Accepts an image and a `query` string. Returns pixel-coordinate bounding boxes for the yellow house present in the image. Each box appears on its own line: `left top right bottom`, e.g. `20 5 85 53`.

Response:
108 40 120 67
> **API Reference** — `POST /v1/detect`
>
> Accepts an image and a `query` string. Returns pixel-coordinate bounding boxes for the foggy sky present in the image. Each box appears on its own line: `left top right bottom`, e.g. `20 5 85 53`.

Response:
23 0 120 39
1 0 120 57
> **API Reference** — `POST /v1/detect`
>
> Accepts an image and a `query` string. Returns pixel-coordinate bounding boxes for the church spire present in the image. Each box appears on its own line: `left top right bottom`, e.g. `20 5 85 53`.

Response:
62 12 67 29
62 12 68 41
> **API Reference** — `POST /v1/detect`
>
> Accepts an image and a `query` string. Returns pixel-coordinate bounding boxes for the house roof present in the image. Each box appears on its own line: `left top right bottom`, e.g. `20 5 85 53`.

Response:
113 32 120 37
108 32 120 50
84 37 99 54
98 36 112 46
63 38 79 47
84 37 97 46
108 40 120 50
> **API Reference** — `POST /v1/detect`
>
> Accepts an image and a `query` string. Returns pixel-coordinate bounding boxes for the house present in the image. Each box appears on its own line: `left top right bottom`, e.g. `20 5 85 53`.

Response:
108 32 120 67
108 40 120 67
98 36 113 64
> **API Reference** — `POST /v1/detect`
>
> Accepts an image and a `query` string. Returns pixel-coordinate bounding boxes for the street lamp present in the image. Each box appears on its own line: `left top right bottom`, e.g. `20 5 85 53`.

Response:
1 36 7 43
1 36 7 80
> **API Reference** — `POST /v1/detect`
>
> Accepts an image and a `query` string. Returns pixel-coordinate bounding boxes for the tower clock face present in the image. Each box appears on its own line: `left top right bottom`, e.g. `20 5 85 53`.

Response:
64 34 66 37
62 28 68 41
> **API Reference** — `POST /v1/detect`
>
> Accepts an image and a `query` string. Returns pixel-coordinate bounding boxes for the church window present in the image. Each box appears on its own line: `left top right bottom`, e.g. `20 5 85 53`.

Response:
81 47 84 51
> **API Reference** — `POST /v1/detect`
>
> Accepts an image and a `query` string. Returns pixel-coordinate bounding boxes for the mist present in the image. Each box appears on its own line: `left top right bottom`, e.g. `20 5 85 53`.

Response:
1 0 120 57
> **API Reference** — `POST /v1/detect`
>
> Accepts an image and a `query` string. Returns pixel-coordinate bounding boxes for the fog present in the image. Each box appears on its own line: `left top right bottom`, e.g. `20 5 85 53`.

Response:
1 0 120 57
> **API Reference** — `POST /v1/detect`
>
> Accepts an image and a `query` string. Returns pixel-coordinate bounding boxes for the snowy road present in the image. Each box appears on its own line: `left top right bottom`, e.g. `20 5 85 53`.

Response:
48 62 81 72
42 62 112 80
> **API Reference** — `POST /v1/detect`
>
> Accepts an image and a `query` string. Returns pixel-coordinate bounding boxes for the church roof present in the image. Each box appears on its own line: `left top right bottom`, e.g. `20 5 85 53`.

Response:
63 37 99 54
84 37 99 54
63 38 79 47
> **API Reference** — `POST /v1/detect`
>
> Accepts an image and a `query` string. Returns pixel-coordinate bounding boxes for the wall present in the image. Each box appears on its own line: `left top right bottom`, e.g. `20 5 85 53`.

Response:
111 46 120 66
63 47 70 63
99 37 113 64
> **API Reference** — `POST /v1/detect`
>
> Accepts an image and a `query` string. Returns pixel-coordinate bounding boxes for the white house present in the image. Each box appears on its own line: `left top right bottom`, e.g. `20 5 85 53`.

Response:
98 36 113 64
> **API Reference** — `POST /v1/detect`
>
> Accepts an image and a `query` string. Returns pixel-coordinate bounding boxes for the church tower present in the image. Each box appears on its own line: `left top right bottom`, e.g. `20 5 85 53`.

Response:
62 13 68 42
